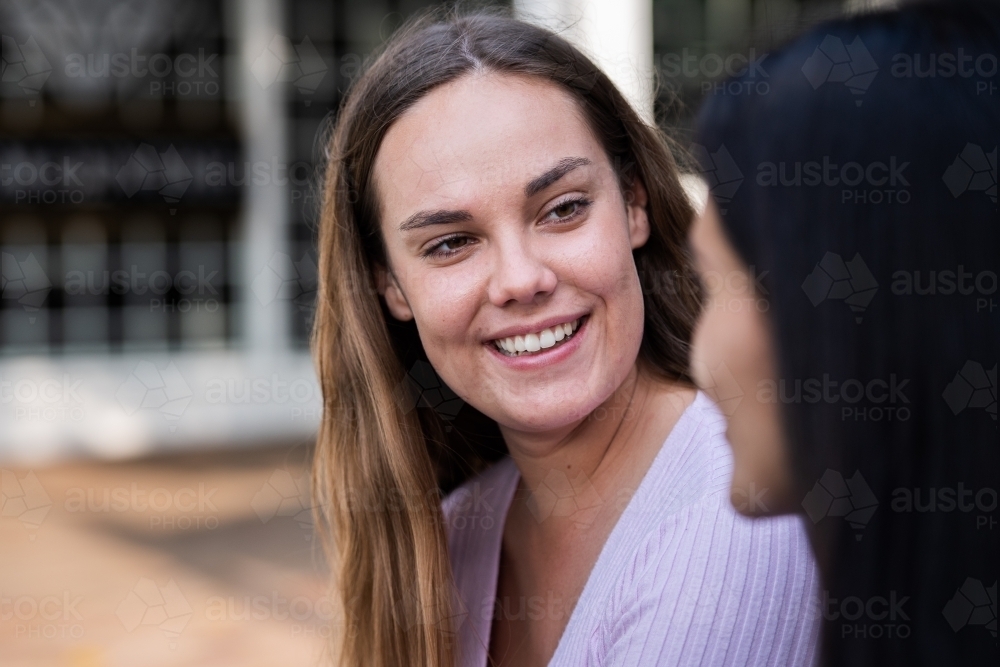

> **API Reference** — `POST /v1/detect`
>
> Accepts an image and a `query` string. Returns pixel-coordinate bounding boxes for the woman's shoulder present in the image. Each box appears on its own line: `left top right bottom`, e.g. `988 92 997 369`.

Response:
586 489 819 665
586 506 820 666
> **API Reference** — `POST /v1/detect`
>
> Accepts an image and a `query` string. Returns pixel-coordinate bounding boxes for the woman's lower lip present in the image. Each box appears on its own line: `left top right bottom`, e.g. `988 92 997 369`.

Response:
486 316 589 368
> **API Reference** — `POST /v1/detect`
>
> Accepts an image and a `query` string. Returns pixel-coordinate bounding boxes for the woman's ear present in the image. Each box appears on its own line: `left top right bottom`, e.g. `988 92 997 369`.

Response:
625 176 651 250
375 264 414 321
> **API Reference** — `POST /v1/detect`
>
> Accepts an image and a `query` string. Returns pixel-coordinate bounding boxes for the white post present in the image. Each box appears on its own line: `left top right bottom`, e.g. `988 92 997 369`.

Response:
234 0 290 353
514 0 654 124
845 0 899 13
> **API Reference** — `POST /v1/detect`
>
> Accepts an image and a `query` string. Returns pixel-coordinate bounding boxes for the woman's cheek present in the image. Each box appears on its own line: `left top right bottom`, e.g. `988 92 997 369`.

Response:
415 266 482 325
423 268 468 301
557 229 632 296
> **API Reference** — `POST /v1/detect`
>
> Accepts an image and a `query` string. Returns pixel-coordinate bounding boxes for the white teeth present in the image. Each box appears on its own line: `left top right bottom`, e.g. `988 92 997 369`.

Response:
493 317 584 356
539 329 555 348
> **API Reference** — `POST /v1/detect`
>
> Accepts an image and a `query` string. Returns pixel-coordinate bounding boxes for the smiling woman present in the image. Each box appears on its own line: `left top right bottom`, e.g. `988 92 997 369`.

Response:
311 10 819 667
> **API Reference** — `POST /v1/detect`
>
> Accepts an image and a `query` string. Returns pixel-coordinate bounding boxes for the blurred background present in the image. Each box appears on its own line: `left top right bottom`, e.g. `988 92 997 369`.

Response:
0 0 875 664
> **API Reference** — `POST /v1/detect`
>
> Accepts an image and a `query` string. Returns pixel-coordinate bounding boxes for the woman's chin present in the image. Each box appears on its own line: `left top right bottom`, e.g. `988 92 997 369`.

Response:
488 394 605 435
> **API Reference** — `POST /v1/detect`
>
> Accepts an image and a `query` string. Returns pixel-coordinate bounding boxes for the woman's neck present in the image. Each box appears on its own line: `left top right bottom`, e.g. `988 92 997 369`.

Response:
499 363 695 532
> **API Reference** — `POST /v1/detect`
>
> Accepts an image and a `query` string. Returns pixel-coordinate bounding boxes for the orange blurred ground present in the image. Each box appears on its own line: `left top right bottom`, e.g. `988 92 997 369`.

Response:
1 445 331 667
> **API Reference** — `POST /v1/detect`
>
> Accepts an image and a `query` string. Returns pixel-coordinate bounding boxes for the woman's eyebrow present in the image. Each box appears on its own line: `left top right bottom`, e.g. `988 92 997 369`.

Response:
524 156 592 197
398 209 472 232
397 156 592 232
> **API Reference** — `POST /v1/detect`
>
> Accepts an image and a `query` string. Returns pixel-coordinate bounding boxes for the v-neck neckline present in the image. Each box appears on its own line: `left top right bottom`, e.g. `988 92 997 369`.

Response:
481 392 708 667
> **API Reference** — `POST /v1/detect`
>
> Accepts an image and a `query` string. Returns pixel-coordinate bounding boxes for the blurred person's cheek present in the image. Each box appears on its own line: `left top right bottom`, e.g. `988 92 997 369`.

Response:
689 204 796 516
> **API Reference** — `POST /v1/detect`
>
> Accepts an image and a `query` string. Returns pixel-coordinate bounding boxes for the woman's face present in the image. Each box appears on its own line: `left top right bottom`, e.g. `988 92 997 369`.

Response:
373 73 650 436
688 204 794 515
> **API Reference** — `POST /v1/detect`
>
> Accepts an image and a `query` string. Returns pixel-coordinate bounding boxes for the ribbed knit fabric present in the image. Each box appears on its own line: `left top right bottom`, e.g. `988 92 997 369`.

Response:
442 392 820 666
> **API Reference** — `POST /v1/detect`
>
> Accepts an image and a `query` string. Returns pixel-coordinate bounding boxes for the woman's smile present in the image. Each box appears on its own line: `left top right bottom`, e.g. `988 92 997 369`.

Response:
486 314 589 368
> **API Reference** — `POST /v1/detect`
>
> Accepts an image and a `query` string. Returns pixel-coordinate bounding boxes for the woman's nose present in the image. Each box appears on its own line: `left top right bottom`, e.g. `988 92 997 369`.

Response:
487 234 558 307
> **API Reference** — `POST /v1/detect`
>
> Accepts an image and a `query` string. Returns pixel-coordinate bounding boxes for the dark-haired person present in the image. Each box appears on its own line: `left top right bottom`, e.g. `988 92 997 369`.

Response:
311 10 819 667
689 1 998 666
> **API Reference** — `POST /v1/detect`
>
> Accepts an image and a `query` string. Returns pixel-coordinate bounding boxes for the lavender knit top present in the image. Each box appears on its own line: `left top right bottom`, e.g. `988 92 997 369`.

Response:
442 392 820 666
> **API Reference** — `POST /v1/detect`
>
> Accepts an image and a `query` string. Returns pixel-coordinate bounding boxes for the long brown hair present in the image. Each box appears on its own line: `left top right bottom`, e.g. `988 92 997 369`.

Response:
311 9 701 667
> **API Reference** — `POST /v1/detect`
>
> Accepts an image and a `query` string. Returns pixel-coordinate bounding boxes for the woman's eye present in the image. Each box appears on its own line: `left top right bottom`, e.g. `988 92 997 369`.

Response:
425 235 473 257
553 202 578 217
546 198 590 221
442 237 470 251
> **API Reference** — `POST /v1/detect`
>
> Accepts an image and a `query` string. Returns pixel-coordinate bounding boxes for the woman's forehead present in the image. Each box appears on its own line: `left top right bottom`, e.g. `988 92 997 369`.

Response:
373 72 606 210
